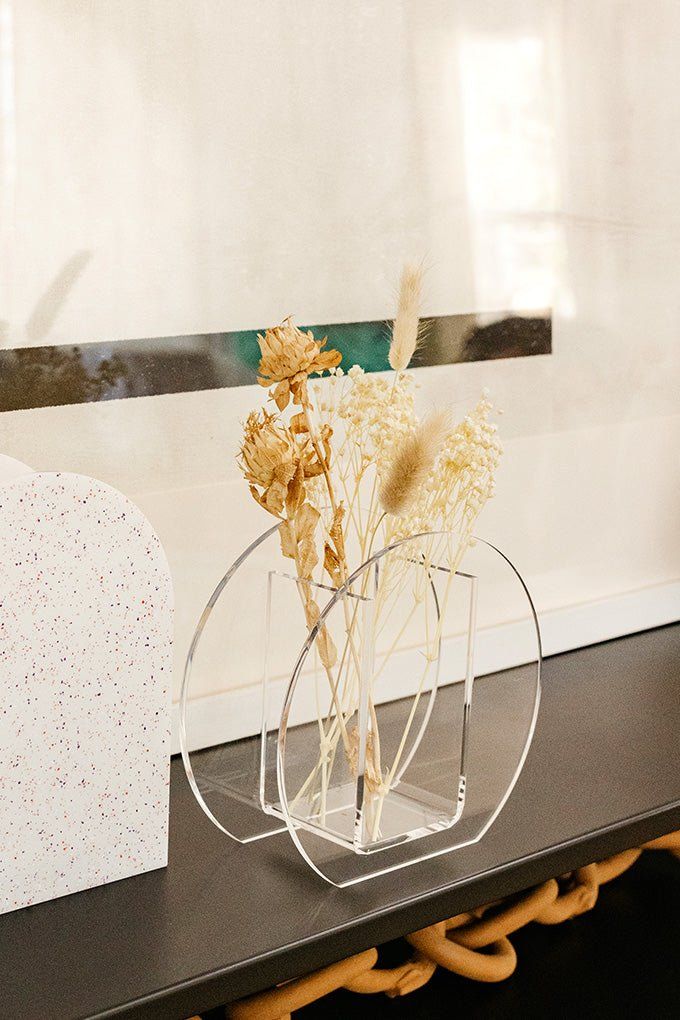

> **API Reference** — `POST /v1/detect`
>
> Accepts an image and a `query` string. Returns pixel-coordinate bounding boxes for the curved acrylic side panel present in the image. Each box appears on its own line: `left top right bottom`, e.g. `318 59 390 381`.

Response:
181 523 451 846
276 535 541 886
179 522 288 842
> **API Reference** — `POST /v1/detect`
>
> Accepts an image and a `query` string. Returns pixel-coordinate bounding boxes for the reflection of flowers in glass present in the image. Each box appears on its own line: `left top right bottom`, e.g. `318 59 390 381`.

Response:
238 410 322 517
257 319 341 410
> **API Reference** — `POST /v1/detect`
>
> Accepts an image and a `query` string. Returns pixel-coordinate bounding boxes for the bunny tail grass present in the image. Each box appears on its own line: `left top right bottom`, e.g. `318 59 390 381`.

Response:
379 409 450 517
389 263 423 372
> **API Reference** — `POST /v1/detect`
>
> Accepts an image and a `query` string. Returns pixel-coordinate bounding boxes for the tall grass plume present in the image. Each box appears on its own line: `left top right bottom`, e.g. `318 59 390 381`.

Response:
379 409 450 517
388 263 423 372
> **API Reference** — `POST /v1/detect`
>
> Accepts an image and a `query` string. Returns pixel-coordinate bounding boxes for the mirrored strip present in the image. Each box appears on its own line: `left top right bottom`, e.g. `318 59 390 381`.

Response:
0 310 550 412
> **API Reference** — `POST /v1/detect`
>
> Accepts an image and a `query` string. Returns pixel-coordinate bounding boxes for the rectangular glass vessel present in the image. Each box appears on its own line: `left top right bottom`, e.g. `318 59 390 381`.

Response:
260 563 477 854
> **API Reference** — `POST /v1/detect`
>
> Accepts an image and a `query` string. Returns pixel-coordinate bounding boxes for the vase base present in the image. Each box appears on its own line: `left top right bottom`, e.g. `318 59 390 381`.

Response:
265 778 464 854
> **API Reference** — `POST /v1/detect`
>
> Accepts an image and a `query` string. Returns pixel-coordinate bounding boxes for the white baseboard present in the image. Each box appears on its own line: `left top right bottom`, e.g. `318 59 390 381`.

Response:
171 579 680 754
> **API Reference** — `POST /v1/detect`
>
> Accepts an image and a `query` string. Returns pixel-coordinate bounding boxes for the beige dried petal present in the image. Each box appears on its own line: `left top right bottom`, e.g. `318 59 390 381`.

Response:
319 423 333 463
298 538 318 579
289 412 309 434
316 625 337 670
304 597 320 629
303 460 324 478
272 380 290 411
264 481 286 515
273 460 297 486
289 377 307 407
329 503 346 568
285 463 305 517
279 520 297 559
249 485 268 513
323 543 342 587
297 502 320 542
315 349 343 373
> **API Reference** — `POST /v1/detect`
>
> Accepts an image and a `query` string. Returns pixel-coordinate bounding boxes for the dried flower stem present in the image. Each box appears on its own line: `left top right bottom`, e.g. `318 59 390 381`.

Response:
297 381 385 801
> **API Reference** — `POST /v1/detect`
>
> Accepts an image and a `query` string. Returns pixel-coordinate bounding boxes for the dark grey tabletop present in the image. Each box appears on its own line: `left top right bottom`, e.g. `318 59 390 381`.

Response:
1 625 679 1020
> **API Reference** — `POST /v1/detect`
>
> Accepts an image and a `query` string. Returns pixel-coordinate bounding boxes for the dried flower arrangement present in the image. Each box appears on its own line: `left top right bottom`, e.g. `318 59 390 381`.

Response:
238 265 502 839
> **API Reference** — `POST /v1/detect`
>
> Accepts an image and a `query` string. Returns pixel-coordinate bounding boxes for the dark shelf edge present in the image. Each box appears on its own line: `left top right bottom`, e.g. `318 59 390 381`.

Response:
95 801 680 1020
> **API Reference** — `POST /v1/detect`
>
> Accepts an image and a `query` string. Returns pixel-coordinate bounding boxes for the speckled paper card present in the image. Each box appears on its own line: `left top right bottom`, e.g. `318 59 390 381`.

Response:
0 472 173 914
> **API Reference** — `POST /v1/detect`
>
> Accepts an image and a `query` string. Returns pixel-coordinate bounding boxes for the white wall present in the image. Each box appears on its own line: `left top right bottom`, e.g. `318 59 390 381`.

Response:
1 1 678 728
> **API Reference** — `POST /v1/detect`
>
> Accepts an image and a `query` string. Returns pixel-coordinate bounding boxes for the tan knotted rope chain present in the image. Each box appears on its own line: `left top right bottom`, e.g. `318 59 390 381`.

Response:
217 830 680 1020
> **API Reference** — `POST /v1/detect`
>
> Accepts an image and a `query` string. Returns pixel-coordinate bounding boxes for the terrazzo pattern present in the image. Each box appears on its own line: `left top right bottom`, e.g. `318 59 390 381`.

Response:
0 472 173 914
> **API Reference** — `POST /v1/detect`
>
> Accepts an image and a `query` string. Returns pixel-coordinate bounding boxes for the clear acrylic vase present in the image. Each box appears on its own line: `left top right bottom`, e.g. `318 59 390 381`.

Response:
180 528 541 886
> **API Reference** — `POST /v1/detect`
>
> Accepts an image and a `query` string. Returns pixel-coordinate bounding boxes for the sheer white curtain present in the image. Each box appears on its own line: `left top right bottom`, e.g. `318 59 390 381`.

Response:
0 1 678 721
0 0 561 347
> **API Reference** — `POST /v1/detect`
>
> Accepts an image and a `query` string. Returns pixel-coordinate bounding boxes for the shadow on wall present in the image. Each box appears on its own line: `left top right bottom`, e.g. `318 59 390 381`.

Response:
24 252 93 345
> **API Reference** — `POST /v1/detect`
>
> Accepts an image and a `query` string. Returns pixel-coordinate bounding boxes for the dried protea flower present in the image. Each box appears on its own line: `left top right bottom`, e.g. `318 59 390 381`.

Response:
239 410 322 516
388 263 423 372
258 318 342 410
379 409 450 517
